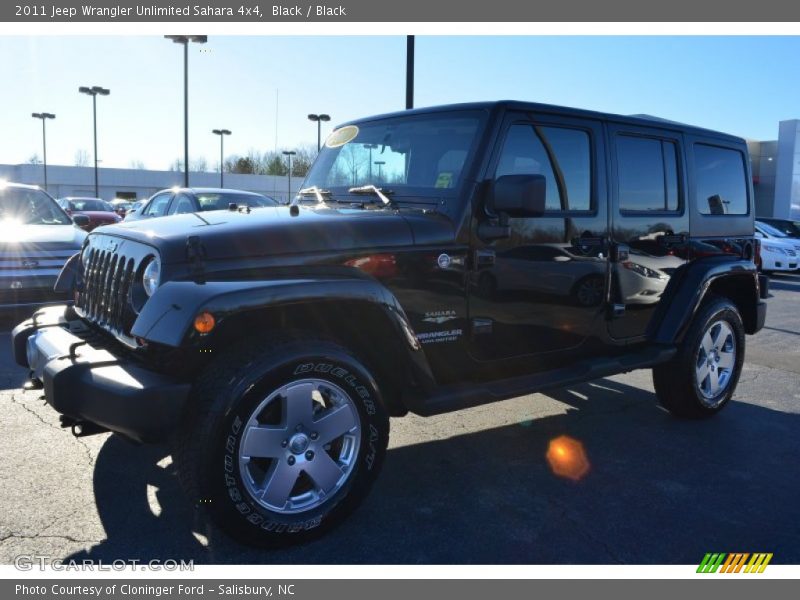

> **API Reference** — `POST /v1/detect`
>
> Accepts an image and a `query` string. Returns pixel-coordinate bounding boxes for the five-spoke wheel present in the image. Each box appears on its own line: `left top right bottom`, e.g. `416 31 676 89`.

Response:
695 320 736 405
239 379 361 514
173 337 389 546
653 296 745 419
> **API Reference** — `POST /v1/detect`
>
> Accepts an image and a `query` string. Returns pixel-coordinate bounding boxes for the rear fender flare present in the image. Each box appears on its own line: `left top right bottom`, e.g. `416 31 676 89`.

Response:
648 258 761 344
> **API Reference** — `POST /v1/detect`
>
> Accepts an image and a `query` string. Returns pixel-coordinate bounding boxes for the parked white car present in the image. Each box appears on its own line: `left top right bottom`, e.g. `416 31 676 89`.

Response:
755 221 799 273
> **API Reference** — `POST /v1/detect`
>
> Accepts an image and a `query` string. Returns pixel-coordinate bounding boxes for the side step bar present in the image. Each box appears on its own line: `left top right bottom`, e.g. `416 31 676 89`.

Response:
406 345 676 417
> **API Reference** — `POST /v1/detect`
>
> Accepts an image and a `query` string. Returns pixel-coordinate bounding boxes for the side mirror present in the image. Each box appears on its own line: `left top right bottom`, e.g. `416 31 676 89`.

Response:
490 174 546 218
72 214 90 228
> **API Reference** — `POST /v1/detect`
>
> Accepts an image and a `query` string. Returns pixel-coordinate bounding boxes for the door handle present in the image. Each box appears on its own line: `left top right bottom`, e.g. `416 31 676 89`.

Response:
573 236 605 247
657 233 687 245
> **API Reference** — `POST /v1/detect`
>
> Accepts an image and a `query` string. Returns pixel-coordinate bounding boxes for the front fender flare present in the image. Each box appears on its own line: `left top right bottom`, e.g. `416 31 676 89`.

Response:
130 276 434 399
133 277 405 345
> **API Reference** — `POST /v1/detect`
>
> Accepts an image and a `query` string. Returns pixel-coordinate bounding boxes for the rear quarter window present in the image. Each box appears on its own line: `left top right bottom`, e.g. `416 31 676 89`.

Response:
694 144 749 216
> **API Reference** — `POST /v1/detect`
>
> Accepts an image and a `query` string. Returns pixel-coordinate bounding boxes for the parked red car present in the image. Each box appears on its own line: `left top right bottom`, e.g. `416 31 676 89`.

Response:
57 197 121 231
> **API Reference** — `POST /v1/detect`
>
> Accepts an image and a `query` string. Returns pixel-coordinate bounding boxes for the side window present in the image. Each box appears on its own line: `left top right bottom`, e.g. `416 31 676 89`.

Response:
694 144 749 215
144 193 171 217
495 124 592 212
617 135 680 212
168 194 195 215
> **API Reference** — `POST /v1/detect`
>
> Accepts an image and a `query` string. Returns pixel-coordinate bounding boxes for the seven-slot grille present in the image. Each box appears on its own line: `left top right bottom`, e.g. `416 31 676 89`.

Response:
76 235 153 337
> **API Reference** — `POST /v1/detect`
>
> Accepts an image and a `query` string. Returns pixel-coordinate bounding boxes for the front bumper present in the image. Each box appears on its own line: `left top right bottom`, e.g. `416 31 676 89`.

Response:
12 305 190 443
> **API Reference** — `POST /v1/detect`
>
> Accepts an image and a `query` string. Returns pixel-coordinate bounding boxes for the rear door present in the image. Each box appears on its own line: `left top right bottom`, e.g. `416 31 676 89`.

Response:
607 124 689 340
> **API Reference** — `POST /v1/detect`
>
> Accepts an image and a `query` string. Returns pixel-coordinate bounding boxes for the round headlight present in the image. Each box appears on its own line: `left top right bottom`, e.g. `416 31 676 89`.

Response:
142 257 161 297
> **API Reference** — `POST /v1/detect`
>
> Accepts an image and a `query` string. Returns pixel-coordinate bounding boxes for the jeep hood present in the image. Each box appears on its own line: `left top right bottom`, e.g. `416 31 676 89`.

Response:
94 205 453 263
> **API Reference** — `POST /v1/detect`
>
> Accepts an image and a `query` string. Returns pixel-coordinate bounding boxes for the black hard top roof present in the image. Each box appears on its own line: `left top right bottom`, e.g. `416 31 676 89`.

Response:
341 100 743 144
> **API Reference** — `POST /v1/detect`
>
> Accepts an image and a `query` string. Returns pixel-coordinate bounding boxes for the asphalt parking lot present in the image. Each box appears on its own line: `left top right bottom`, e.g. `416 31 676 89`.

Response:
0 276 799 565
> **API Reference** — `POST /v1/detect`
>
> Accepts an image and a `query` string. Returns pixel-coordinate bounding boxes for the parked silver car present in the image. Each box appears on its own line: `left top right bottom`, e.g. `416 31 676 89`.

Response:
0 182 86 312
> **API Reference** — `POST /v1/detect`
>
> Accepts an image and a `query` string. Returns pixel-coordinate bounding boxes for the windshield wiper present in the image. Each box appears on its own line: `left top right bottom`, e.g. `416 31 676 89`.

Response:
347 185 394 206
294 186 333 206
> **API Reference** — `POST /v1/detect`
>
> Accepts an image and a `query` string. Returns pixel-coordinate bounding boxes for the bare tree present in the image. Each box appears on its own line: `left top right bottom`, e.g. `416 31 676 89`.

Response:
291 146 316 178
340 145 366 186
27 154 41 165
74 149 90 167
129 159 146 170
190 157 208 172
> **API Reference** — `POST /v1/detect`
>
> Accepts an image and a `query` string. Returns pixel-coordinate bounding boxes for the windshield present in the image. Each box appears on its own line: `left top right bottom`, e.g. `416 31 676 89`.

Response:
195 192 278 211
67 199 113 212
756 221 788 238
763 219 800 236
304 111 484 199
0 188 72 225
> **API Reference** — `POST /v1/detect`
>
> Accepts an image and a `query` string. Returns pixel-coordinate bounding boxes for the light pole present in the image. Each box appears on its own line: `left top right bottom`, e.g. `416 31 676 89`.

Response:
31 112 55 191
374 160 385 181
78 86 110 197
307 113 331 152
406 35 415 110
165 35 208 187
282 150 296 203
212 129 231 188
364 144 378 180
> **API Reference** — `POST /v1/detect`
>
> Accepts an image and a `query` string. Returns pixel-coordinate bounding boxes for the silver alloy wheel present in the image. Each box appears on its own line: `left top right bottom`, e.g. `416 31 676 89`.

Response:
238 379 361 514
695 320 736 405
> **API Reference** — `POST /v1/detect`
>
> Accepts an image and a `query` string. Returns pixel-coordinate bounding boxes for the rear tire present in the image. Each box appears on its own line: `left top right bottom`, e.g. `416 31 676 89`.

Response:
653 296 745 419
172 335 389 547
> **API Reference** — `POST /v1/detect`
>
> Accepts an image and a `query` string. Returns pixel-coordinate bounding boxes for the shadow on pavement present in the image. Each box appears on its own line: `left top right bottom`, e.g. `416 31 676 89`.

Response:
64 377 800 564
767 273 800 293
0 315 29 392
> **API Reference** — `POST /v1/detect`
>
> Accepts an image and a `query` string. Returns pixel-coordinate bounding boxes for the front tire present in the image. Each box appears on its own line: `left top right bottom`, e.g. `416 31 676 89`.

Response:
173 336 389 547
653 296 745 419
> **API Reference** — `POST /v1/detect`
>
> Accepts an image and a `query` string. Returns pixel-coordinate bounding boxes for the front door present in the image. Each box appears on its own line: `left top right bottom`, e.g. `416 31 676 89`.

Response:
468 111 609 373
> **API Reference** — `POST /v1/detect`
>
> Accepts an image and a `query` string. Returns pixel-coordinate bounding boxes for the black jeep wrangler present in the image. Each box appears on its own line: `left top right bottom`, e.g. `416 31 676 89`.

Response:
13 101 767 546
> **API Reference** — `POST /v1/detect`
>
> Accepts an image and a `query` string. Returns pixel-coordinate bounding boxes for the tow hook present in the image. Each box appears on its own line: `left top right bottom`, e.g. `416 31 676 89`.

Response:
70 421 109 438
23 375 43 391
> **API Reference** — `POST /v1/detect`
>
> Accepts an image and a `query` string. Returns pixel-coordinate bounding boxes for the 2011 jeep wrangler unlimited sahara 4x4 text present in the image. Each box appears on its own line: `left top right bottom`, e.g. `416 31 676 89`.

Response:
13 101 767 546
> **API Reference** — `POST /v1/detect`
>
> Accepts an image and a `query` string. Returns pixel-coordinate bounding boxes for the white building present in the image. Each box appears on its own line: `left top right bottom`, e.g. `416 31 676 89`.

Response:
749 119 800 220
0 163 303 204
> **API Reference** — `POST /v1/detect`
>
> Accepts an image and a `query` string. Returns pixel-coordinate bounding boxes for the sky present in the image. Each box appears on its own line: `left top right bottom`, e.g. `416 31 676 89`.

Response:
1 35 799 171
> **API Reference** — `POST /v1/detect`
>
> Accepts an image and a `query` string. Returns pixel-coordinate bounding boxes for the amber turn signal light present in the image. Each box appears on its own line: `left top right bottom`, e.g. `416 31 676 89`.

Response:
194 311 216 334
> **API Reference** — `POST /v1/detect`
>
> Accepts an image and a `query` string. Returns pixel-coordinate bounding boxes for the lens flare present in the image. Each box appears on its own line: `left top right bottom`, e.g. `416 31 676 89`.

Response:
546 435 590 481
193 311 216 334
0 218 24 243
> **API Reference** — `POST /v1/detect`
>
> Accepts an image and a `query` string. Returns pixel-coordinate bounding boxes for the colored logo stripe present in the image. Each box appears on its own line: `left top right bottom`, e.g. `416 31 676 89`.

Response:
697 553 726 573
744 553 773 573
697 553 773 573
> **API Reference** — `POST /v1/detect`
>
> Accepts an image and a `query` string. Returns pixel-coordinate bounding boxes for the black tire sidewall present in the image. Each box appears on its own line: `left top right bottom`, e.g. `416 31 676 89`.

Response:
679 299 746 415
199 342 388 546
